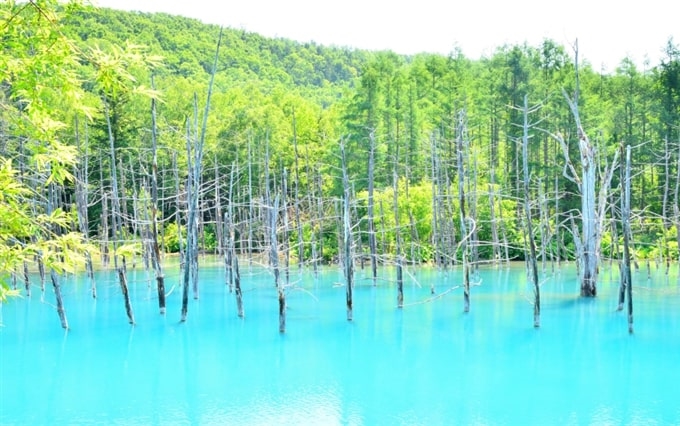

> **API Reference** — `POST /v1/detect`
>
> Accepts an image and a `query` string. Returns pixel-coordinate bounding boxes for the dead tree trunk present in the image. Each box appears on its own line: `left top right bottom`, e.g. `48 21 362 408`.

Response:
214 161 224 257
617 144 628 311
456 111 471 313
104 101 121 271
555 42 618 297
46 183 68 329
225 165 243 318
282 168 291 285
314 169 324 272
224 163 237 292
22 262 30 297
181 27 222 321
469 154 479 270
100 189 109 267
233 249 244 318
488 141 501 265
661 138 671 274
367 131 378 285
619 145 634 333
36 241 46 294
270 194 284 332
352 187 364 270
50 270 68 329
150 75 166 314
181 117 198 320
341 140 354 321
538 180 549 272
291 110 305 270
430 132 441 270
393 143 403 307
73 117 96 298
247 134 255 266
173 152 185 271
521 95 541 328
118 268 135 324
103 99 136 322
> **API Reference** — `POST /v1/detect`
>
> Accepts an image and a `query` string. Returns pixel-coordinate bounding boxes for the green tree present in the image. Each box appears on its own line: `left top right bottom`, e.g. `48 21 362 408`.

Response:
0 0 91 301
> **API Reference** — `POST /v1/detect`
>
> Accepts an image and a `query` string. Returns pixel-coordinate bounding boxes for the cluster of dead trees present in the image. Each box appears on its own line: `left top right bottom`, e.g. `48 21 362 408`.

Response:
9 38 677 336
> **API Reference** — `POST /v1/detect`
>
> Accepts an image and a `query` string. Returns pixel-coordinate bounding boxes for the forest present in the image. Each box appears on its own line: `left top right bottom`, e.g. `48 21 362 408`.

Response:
1 1 679 324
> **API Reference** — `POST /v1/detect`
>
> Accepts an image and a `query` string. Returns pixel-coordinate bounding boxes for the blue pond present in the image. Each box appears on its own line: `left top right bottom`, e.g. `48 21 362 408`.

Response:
1 261 679 425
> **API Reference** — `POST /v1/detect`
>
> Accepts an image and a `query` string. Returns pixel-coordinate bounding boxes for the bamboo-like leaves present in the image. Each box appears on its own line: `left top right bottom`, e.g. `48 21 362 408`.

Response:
87 41 163 103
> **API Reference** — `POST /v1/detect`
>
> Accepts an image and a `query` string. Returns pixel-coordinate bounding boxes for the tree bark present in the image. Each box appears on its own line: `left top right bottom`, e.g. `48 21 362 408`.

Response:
73 116 96 298
150 75 166 314
367 131 378 285
23 261 30 298
557 42 618 297
181 27 222 321
118 267 135 325
270 194 284 332
292 110 305 270
393 137 403 306
341 140 354 321
456 110 470 313
234 249 244 318
521 95 540 327
620 145 634 333
50 270 68 329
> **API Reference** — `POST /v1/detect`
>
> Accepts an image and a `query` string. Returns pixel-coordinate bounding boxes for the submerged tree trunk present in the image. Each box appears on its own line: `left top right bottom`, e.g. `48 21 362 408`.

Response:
456 111 471 313
233 250 244 318
247 135 255 266
392 138 403 307
291 110 305 271
270 194 284 332
521 95 541 328
181 119 197 321
488 142 501 265
430 132 441 271
557 42 618 297
396 255 404 308
104 102 121 272
620 146 634 333
150 75 166 314
224 163 238 293
50 270 68 329
341 140 354 321
118 267 135 325
282 168 291 285
661 138 671 274
73 116 96 298
367 131 378 286
23 261 30 297
181 27 222 322
36 246 46 294
46 182 68 328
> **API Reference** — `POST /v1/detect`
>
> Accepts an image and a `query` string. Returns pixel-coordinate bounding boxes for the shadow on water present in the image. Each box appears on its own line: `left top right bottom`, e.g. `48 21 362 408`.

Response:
550 295 599 310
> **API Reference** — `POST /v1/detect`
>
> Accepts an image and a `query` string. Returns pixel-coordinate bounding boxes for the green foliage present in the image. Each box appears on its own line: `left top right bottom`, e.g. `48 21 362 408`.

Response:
1 1 94 301
163 222 186 253
201 224 218 252
2 1 679 281
355 179 522 264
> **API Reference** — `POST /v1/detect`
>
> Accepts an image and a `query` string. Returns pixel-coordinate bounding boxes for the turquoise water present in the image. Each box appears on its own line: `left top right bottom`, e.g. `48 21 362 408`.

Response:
1 262 679 425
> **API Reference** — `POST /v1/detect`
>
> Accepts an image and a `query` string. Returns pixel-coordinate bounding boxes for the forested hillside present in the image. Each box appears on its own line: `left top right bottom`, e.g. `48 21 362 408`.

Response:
1 1 679 303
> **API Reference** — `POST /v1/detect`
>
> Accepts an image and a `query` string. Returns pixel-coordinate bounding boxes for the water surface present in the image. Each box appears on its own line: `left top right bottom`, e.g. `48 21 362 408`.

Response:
1 262 679 425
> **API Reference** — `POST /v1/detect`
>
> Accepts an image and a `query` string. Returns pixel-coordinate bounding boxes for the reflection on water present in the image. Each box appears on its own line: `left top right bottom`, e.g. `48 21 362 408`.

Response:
1 263 679 425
